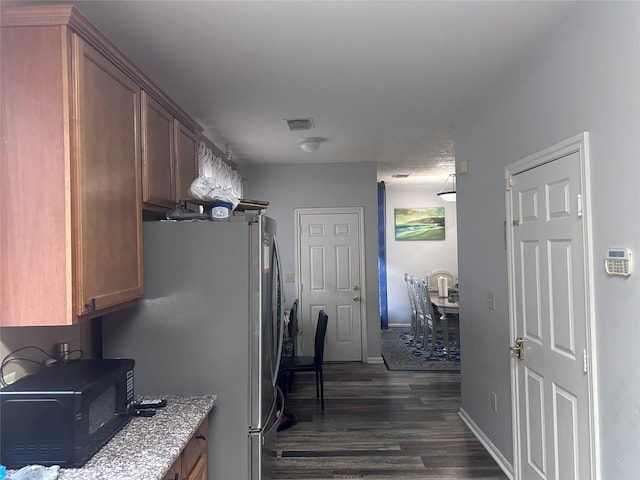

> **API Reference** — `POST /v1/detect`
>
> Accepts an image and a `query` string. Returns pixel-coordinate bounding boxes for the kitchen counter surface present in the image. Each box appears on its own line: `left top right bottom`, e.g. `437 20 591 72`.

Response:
10 394 216 480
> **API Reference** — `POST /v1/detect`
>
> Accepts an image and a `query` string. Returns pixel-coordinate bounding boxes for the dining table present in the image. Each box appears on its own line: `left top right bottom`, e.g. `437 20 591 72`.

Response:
429 291 459 359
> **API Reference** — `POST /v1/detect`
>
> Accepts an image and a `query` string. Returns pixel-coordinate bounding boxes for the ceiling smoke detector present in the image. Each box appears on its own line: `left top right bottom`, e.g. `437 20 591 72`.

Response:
300 138 321 152
286 118 315 131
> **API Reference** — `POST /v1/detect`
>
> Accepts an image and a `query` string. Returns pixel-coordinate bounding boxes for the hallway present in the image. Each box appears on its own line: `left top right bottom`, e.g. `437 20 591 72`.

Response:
274 362 508 479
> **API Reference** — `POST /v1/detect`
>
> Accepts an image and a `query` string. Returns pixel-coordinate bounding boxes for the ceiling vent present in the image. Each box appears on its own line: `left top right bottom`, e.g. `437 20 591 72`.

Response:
286 118 315 131
392 173 411 178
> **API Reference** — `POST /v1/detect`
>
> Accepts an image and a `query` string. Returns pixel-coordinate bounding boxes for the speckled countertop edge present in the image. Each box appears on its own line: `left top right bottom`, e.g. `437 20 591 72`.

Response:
31 394 217 480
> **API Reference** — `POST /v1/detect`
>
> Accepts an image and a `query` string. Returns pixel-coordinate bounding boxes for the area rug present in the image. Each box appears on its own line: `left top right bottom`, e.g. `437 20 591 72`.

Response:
381 327 460 371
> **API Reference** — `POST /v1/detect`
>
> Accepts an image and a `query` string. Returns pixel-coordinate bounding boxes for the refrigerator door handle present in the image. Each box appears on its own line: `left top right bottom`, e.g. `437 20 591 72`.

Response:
251 386 284 480
265 385 285 438
272 235 285 383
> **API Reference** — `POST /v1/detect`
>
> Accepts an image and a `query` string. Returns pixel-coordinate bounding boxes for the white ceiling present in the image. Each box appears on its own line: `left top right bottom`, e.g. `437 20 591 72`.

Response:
54 0 578 184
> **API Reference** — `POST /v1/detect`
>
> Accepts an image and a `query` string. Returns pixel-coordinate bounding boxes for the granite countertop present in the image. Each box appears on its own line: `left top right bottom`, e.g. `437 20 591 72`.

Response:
10 394 217 480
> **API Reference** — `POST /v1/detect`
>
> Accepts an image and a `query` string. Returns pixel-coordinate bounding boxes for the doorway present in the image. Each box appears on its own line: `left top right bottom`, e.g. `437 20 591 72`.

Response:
295 207 366 362
506 133 598 479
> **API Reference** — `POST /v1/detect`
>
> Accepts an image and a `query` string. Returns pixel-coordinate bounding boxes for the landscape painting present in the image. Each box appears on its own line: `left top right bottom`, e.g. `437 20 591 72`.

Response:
394 207 445 241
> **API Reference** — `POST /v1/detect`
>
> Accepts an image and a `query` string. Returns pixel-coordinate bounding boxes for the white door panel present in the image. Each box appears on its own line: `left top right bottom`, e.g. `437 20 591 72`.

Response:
508 135 596 480
298 211 363 361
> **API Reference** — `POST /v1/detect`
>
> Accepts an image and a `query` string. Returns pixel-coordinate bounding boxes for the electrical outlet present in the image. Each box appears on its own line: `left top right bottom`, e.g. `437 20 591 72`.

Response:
487 293 496 311
285 273 295 283
4 371 17 385
491 392 498 412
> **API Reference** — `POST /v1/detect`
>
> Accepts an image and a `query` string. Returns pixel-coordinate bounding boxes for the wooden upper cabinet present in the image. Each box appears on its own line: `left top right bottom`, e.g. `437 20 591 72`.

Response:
1 4 204 325
0 6 143 325
141 100 201 212
72 35 143 318
142 91 176 210
174 120 200 203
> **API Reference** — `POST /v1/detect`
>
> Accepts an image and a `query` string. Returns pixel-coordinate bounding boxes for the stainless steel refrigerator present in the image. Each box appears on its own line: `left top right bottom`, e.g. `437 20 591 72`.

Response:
102 215 284 480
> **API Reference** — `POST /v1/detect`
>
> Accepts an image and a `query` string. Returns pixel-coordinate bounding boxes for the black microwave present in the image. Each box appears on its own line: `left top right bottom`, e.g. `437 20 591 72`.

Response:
0 358 135 469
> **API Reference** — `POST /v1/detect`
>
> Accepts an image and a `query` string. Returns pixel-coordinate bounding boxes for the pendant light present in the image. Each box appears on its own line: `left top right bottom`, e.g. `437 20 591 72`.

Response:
437 174 456 202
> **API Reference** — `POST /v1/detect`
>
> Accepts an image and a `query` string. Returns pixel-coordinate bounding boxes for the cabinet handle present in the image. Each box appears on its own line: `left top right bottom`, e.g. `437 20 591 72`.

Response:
173 474 179 480
196 433 206 440
84 298 96 312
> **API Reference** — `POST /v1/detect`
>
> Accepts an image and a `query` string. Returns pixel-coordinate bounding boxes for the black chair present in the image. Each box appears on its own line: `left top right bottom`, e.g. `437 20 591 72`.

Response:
279 310 329 410
287 299 298 356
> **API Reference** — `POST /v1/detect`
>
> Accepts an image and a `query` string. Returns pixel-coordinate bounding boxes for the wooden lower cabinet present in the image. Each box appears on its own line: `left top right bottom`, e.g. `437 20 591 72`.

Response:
162 420 208 480
185 454 207 480
162 457 182 480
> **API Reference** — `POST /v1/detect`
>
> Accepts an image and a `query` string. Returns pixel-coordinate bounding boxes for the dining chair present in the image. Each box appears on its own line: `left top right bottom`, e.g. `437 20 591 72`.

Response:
279 300 299 391
404 273 418 341
279 310 329 410
415 278 438 356
287 299 298 356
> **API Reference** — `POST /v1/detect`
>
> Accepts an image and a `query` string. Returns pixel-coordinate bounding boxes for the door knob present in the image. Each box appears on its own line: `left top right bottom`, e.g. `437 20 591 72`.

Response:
509 336 524 359
353 295 361 302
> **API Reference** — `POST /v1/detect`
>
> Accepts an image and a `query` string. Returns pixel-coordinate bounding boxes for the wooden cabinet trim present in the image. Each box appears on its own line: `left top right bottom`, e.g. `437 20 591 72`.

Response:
1 4 203 134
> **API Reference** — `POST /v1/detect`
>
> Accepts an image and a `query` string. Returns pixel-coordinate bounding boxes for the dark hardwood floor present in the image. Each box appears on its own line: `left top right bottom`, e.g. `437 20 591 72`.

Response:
274 362 508 479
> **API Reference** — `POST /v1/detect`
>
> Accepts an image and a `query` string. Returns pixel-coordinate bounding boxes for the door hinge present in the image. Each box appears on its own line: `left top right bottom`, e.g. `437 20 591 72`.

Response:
577 193 583 218
506 176 513 191
583 348 588 373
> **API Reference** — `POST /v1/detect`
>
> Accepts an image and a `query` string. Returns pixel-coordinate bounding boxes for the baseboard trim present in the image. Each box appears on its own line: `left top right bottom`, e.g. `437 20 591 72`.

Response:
367 356 384 364
458 407 514 480
387 323 409 328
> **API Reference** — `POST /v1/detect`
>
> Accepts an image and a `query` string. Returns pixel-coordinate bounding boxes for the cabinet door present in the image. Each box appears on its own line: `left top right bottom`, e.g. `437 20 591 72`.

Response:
185 454 207 480
174 120 199 203
72 35 143 316
181 421 208 478
162 457 182 480
142 91 175 209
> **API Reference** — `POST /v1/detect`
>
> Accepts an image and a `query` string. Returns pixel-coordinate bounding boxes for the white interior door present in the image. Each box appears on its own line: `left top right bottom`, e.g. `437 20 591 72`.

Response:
507 134 596 480
297 209 363 361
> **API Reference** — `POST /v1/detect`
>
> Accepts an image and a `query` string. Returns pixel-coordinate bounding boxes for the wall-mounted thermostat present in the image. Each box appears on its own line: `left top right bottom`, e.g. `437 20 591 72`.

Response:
605 248 632 276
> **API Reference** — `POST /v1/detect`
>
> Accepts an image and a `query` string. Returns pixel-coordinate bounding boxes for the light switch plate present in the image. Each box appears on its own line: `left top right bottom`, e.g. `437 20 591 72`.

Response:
456 160 468 175
487 293 495 311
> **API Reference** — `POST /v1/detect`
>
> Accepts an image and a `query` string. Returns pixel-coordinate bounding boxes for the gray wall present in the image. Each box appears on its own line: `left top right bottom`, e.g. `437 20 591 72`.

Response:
454 2 640 478
239 161 382 360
